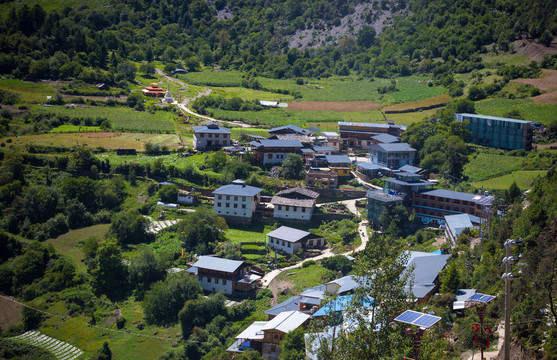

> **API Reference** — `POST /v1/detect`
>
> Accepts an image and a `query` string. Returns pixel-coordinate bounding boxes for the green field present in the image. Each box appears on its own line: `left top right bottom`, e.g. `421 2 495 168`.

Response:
465 152 524 182
101 153 205 168
471 170 547 190
181 71 447 103
481 53 531 66
229 127 270 139
50 125 101 133
0 79 56 104
211 86 295 102
475 98 557 126
46 224 110 272
35 106 177 133
276 264 330 294
225 223 267 244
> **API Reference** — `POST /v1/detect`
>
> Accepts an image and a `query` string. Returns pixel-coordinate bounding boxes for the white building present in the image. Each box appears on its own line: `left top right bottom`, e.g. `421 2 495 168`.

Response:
319 131 341 152
444 214 476 244
193 122 231 150
271 187 319 221
213 180 263 222
267 226 325 255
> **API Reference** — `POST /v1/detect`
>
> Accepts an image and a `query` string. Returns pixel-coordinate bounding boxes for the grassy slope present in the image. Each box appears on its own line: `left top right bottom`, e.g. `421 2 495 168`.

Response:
45 224 110 272
475 98 557 125
471 170 547 190
464 152 524 182
276 264 330 294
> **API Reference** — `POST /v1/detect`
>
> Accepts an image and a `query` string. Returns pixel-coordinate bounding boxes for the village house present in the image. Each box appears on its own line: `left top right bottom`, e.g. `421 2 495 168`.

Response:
266 226 325 255
187 256 263 296
268 124 311 136
213 180 263 222
382 171 435 205
250 139 303 166
338 121 406 150
271 187 319 221
317 131 341 152
305 169 338 188
444 213 477 244
193 122 231 150
355 162 391 179
369 142 416 169
323 154 352 177
366 190 404 229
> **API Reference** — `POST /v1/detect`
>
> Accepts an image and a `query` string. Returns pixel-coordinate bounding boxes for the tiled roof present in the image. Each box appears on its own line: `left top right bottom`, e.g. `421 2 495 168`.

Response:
213 180 263 197
271 197 315 207
274 134 314 143
268 125 311 135
192 256 245 273
275 187 319 199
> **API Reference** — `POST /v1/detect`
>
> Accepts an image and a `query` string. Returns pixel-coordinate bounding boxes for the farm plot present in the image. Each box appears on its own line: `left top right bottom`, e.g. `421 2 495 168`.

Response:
0 79 56 104
9 133 183 151
475 98 557 125
464 152 524 182
34 106 177 133
470 170 547 190
287 101 381 112
9 330 84 360
382 94 451 113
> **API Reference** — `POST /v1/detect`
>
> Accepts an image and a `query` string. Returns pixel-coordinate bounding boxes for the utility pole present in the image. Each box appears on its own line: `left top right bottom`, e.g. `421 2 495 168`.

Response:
502 238 524 360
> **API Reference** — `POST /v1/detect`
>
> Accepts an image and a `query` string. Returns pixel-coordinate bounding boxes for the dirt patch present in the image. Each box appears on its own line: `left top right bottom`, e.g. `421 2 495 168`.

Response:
0 296 23 331
432 236 447 249
267 276 294 306
62 94 127 102
287 101 381 112
513 37 557 62
511 69 557 104
105 309 122 326
537 142 557 150
80 132 123 139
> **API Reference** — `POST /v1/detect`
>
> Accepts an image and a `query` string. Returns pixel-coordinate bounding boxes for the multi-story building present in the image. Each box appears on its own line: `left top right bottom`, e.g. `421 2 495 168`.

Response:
268 125 311 136
188 256 262 296
249 139 303 165
444 214 476 244
411 189 494 225
366 190 404 228
324 155 352 177
318 131 341 151
193 122 231 150
271 187 319 221
266 226 325 255
382 172 435 204
305 169 338 188
213 180 263 222
369 143 416 169
455 113 534 150
338 121 406 149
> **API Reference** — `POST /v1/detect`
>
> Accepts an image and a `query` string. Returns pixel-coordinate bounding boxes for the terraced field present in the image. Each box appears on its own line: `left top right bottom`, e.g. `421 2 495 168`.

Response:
9 330 84 360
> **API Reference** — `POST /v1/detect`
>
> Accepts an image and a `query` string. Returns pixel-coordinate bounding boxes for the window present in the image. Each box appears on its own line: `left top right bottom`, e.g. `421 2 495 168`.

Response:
215 278 219 284
234 196 238 201
222 280 226 285
207 277 211 283
268 154 273 159
226 203 230 207
234 204 238 208
302 208 306 213
282 241 285 246
293 206 297 211
287 242 291 248
286 206 289 211
217 203 221 207
242 204 246 209
226 196 230 200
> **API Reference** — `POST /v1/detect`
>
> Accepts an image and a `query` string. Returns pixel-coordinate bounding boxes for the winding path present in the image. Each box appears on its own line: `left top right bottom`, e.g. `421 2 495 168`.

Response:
260 198 370 288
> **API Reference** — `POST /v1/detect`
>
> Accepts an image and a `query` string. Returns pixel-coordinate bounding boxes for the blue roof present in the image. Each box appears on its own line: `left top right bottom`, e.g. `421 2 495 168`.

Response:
371 143 416 152
312 294 373 317
192 256 245 273
267 226 312 243
371 133 400 143
312 146 333 152
301 148 315 153
456 113 534 125
193 124 231 134
213 180 263 196
421 189 494 204
398 164 422 173
250 139 303 148
308 126 320 132
268 125 311 135
325 155 351 164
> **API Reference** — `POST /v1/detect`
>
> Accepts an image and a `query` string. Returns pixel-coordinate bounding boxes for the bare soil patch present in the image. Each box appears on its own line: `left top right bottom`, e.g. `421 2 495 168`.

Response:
0 296 23 331
267 276 294 306
287 101 381 112
62 94 127 102
513 37 557 62
511 69 557 104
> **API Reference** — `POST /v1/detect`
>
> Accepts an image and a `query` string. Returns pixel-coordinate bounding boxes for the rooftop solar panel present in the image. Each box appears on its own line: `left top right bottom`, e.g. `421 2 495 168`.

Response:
467 293 495 303
394 310 441 329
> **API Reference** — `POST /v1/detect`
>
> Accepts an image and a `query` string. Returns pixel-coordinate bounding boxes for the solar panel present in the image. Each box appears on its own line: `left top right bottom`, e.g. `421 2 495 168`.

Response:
394 310 441 329
467 293 495 303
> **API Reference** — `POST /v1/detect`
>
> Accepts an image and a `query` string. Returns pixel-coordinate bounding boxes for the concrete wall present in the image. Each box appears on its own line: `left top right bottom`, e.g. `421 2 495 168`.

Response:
268 236 302 255
214 194 257 219
273 205 313 221
198 275 234 294
262 152 291 165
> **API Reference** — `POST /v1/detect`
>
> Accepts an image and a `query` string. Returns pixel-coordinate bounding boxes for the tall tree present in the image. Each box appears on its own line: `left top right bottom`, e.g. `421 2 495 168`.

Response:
90 239 129 299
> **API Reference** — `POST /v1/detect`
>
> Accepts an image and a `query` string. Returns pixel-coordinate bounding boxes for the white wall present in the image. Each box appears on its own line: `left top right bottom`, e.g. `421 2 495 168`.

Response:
193 132 230 150
198 275 234 294
262 152 291 165
214 194 257 219
268 236 302 255
273 204 313 221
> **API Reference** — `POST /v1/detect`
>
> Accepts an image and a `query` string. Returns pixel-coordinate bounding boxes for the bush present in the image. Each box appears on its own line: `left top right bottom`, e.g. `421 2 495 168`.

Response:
256 288 273 300
116 316 126 329
302 260 316 268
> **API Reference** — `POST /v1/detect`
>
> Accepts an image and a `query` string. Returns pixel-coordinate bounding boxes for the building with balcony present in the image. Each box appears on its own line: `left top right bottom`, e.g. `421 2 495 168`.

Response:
369 142 416 169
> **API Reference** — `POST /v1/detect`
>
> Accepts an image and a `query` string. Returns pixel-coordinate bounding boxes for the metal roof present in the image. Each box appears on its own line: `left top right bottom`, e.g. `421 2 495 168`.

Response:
325 155 352 164
267 226 312 243
249 139 303 148
444 214 474 238
313 146 334 152
453 288 477 310
398 164 422 173
322 131 339 137
193 124 231 134
366 190 403 203
371 143 416 152
404 253 450 299
356 162 390 171
261 311 311 333
192 256 245 273
235 321 267 340
264 296 301 316
301 148 315 153
268 125 311 135
328 275 359 294
308 126 320 132
383 178 434 187
371 133 401 143
456 113 534 125
421 189 494 205
213 180 263 197
338 121 407 130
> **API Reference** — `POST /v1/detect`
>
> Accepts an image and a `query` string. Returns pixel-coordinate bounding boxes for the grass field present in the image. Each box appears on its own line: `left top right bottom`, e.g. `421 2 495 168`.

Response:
225 223 267 244
464 152 524 181
46 224 110 272
34 106 177 133
211 86 295 102
50 125 101 133
7 132 183 151
470 170 547 190
0 79 56 104
481 53 531 66
102 153 204 168
475 98 557 125
276 264 330 294
229 127 270 139
382 94 451 112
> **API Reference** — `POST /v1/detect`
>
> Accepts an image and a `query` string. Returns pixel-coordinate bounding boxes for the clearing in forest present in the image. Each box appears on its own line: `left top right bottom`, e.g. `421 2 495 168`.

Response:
287 100 382 112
